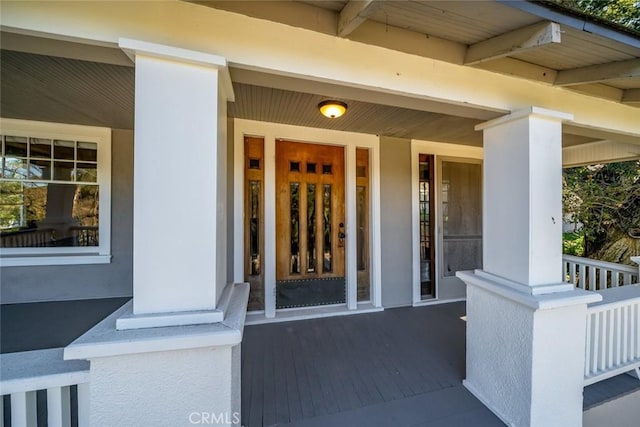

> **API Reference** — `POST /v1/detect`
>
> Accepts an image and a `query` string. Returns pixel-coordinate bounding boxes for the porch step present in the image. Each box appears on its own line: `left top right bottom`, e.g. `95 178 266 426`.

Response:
274 385 503 427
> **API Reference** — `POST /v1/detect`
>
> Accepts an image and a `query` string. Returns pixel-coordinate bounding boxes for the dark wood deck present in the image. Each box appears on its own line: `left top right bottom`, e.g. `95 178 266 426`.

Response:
241 302 504 427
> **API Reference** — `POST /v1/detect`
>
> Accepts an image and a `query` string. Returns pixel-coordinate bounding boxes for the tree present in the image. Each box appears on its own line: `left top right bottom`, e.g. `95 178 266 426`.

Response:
551 0 640 31
563 160 640 264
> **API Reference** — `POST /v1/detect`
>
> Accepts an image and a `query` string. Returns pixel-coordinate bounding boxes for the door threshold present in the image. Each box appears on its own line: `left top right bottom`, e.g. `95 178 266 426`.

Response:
413 297 466 307
245 302 383 325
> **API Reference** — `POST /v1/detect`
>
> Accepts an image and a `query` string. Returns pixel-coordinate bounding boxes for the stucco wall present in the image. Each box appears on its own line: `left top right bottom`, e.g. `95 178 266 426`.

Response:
379 136 413 307
1 129 134 304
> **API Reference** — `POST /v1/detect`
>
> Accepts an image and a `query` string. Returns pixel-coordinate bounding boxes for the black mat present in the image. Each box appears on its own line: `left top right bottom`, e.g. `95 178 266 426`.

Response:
276 277 346 309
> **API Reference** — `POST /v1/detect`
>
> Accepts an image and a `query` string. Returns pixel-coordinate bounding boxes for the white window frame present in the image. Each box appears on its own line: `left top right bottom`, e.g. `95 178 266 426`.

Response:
0 118 112 266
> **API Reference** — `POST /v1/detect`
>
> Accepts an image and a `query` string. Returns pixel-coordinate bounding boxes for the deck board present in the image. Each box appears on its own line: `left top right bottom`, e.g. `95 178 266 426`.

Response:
241 302 504 427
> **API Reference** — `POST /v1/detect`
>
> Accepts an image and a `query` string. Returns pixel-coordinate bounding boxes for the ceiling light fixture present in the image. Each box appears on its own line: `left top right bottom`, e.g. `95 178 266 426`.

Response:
318 100 348 118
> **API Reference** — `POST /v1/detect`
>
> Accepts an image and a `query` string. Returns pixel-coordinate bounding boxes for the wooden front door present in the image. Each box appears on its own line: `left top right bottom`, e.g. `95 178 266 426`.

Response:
275 140 345 308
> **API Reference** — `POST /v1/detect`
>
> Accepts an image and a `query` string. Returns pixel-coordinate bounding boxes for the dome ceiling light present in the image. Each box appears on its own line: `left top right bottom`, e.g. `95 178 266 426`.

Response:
318 100 348 118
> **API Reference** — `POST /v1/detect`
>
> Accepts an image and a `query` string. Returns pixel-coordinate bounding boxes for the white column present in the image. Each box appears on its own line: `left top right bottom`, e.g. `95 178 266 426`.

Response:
64 39 249 427
115 38 234 329
457 107 601 427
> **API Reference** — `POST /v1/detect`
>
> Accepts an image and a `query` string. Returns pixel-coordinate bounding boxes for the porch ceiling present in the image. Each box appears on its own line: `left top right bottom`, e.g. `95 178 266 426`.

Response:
0 47 608 148
198 0 640 107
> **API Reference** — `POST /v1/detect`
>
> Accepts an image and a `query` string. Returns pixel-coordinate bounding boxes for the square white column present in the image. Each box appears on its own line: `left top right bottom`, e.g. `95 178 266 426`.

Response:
458 107 601 427
116 39 235 329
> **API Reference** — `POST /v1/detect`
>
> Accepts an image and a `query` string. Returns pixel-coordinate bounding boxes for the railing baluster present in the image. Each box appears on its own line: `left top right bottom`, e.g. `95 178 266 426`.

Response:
77 383 90 427
585 312 593 377
569 262 576 285
579 264 586 289
592 312 600 374
11 391 37 427
47 387 71 427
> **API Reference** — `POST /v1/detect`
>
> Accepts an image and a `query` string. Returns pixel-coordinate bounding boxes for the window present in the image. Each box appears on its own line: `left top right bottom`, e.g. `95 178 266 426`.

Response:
0 118 111 266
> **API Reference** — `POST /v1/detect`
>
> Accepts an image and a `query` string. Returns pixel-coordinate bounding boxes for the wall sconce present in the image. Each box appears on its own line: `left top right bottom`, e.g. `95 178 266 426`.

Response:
318 100 348 118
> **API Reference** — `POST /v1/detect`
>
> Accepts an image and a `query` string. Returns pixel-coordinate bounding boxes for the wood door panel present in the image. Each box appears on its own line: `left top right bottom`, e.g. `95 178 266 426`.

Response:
275 141 345 282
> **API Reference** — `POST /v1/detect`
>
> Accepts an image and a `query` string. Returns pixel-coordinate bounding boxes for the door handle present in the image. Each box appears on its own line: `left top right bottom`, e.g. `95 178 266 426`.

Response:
338 222 345 247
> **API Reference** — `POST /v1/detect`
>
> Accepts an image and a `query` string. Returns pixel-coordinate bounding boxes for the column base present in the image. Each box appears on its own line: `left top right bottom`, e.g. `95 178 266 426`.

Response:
457 270 601 427
65 283 249 427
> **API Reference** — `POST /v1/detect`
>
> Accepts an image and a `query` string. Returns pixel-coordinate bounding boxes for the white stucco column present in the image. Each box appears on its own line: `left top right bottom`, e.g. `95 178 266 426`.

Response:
115 38 235 329
64 40 248 427
457 107 601 427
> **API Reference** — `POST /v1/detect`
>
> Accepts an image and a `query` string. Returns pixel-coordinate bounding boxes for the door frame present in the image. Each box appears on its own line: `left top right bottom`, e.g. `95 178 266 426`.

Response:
410 140 483 306
234 119 381 318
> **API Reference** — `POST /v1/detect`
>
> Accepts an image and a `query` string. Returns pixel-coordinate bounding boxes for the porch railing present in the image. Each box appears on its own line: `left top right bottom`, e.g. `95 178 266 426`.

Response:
563 255 639 291
584 285 640 385
0 348 89 427
0 228 55 248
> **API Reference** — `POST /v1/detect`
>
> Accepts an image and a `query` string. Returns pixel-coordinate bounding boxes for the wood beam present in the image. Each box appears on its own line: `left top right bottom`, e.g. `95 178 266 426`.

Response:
555 58 640 86
338 0 384 37
622 88 640 104
464 21 561 65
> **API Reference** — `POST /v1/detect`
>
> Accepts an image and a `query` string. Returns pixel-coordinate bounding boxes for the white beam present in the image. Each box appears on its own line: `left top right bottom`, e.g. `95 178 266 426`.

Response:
338 0 384 37
465 21 561 65
555 58 640 86
563 140 640 167
622 88 640 104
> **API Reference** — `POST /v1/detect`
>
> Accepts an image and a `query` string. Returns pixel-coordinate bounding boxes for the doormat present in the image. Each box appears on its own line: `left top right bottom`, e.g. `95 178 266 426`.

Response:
276 277 346 309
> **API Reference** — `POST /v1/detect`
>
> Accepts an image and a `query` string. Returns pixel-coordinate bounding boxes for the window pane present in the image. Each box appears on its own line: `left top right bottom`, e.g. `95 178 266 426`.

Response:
441 161 482 277
76 163 97 183
3 157 28 180
307 183 316 273
290 182 300 274
357 186 366 271
5 136 28 157
248 180 261 276
54 140 75 160
322 184 332 272
28 160 52 180
77 142 97 162
54 161 74 181
29 138 52 159
0 183 99 248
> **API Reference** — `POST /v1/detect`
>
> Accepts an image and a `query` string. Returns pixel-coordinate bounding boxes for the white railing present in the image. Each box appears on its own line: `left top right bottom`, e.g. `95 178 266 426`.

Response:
584 285 640 386
563 255 639 291
0 348 90 427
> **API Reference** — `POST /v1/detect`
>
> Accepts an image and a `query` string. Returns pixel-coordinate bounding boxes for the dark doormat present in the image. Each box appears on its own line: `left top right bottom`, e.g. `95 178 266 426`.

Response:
276 277 346 309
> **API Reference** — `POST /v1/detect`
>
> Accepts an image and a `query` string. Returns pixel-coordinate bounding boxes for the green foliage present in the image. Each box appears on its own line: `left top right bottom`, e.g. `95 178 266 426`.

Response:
563 231 585 256
563 160 640 257
552 0 640 31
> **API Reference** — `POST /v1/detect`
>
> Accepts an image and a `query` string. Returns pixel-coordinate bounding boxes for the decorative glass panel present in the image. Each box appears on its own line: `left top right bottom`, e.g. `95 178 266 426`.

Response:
0 182 99 248
28 160 51 180
54 140 75 160
357 186 366 271
77 142 97 162
290 161 300 172
53 161 74 181
249 180 261 276
5 136 28 157
249 158 260 170
290 182 300 274
29 138 52 159
322 164 332 175
322 184 332 272
306 183 317 273
76 163 97 183
306 162 316 173
419 154 433 297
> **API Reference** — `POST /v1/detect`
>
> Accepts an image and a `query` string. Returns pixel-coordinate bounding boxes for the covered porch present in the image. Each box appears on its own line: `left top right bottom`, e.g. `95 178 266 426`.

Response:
1 1 640 426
